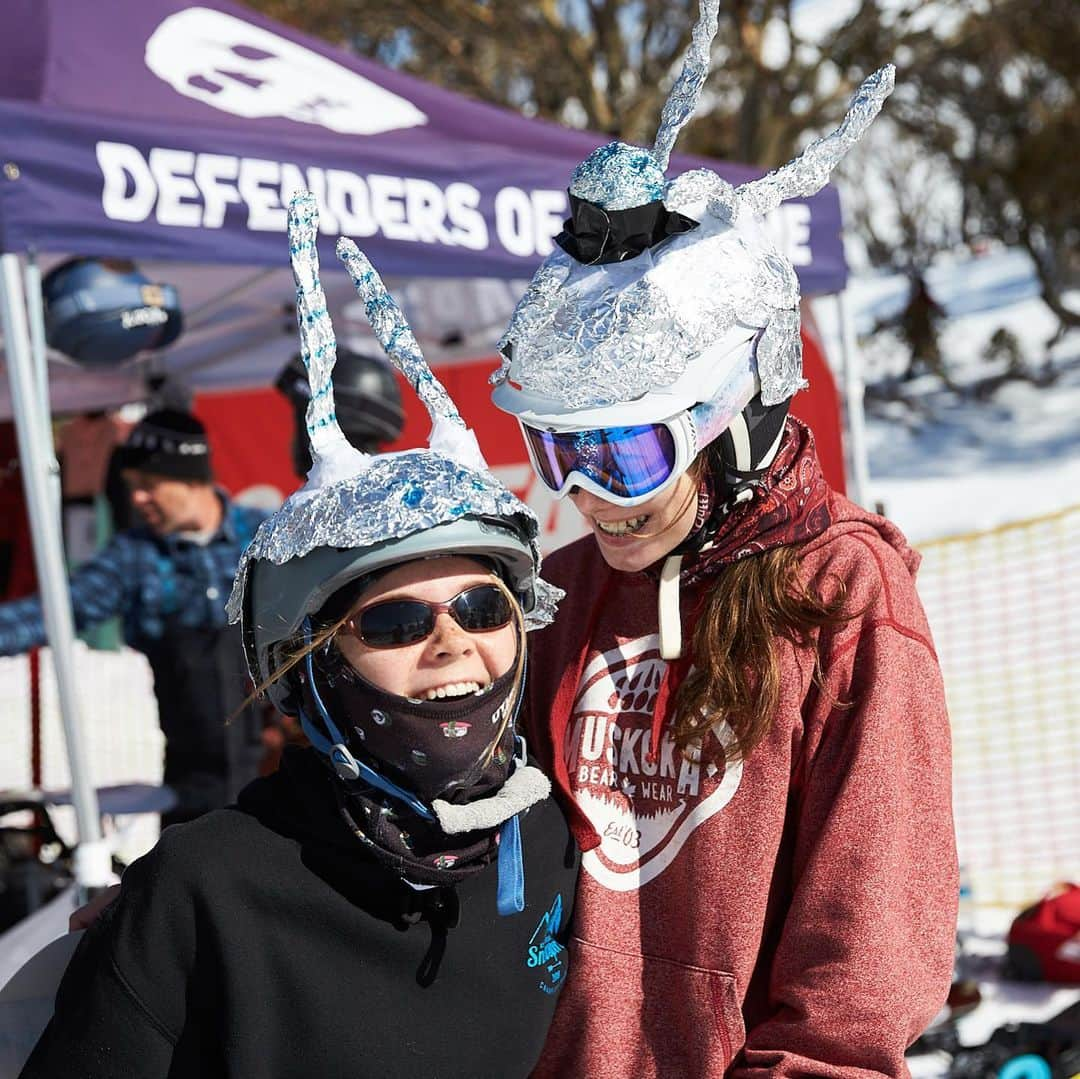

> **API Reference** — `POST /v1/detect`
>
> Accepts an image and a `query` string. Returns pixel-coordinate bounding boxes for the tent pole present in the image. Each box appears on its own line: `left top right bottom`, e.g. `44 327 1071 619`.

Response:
834 290 871 508
0 253 111 893
23 251 62 529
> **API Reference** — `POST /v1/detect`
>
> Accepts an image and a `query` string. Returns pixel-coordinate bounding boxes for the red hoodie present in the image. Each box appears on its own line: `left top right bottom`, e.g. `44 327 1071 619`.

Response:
526 485 958 1078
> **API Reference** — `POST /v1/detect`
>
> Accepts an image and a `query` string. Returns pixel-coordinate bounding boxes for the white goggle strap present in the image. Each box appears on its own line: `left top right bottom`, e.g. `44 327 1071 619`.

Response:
684 352 760 454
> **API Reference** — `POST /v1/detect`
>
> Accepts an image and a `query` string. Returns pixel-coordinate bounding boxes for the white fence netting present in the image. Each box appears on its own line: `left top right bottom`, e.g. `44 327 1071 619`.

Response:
0 644 162 863
916 504 1080 910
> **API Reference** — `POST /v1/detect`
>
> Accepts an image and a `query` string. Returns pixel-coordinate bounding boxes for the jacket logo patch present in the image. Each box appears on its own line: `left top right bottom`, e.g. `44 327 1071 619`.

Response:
527 894 567 995
566 635 742 892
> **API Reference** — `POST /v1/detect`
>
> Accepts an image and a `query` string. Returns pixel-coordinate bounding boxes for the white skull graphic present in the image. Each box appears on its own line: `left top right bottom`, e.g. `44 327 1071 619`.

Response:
144 7 427 136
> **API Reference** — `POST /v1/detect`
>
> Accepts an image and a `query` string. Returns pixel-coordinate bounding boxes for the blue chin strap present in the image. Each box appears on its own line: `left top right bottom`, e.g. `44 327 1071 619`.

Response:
295 618 528 915
296 621 435 821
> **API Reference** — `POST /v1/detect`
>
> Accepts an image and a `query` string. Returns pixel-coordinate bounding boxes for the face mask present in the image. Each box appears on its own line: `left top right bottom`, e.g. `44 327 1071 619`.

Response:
303 642 520 806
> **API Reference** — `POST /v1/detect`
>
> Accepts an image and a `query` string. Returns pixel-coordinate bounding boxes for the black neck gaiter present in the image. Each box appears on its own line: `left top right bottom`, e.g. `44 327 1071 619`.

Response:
311 645 520 804
298 645 524 884
329 773 503 886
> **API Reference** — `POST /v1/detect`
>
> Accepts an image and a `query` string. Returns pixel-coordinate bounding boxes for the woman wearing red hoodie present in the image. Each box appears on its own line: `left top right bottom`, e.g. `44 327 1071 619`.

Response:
491 14 957 1076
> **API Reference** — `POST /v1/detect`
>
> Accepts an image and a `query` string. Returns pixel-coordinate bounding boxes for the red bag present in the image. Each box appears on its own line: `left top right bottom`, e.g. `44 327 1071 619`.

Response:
1006 882 1080 983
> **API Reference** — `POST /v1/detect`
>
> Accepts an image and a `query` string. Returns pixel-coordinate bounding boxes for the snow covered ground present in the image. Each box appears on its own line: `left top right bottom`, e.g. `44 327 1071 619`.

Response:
813 247 1080 542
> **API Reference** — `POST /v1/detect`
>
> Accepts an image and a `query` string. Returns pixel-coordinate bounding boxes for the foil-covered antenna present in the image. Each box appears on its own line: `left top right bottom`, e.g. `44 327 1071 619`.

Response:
736 64 896 218
664 167 738 222
288 191 368 490
336 237 486 469
336 237 464 429
652 0 721 173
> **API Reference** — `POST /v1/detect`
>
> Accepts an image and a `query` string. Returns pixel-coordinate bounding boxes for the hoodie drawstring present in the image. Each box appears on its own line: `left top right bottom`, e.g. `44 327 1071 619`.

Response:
658 553 684 661
652 554 693 765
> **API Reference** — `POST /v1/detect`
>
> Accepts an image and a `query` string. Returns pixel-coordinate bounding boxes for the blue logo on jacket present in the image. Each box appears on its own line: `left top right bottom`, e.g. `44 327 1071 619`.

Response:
527 894 567 995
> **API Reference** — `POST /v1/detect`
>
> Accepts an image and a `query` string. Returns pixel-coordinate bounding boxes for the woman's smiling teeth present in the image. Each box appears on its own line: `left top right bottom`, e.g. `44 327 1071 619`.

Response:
422 681 485 701
595 514 649 537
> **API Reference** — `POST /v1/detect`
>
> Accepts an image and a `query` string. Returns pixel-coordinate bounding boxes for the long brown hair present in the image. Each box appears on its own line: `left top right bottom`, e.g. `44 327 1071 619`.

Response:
668 447 857 763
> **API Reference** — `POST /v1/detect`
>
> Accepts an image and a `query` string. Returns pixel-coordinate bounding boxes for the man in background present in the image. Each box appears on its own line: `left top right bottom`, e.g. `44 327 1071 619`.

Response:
0 409 269 827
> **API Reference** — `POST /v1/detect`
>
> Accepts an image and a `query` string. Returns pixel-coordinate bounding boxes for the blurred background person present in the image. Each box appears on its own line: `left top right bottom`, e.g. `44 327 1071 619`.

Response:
0 409 269 827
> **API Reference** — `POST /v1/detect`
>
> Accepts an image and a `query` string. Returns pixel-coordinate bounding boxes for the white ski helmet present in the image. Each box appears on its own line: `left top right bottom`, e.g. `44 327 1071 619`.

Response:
492 0 894 504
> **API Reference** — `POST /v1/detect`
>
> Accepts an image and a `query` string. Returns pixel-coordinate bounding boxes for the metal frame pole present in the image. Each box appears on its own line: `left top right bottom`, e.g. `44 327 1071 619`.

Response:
0 253 111 890
834 289 872 508
22 251 62 529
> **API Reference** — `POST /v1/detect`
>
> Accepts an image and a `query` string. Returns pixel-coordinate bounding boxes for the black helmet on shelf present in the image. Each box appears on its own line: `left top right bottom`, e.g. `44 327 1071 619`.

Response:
42 257 182 367
276 348 404 474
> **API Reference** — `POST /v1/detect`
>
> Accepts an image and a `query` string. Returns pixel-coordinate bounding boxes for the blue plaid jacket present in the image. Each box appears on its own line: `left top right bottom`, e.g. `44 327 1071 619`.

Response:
0 498 268 656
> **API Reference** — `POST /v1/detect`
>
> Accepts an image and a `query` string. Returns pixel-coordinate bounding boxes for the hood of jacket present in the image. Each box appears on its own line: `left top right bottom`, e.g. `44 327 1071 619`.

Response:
804 488 921 575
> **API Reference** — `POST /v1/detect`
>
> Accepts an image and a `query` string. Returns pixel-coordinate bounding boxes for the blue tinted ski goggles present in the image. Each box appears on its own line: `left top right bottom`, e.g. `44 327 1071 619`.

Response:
520 412 697 508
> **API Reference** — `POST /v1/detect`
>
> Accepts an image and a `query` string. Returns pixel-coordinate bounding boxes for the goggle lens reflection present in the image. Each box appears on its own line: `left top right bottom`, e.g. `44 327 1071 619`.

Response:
523 423 677 499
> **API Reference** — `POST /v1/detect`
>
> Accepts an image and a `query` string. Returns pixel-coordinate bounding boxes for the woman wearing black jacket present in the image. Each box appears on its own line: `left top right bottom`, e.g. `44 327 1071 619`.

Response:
21 193 576 1079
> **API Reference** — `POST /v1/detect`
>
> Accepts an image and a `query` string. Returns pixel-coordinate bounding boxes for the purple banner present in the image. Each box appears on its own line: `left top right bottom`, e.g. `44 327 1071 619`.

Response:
0 0 847 292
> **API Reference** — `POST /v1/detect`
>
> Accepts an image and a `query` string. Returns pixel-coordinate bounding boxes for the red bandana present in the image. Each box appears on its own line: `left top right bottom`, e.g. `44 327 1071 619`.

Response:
680 416 833 587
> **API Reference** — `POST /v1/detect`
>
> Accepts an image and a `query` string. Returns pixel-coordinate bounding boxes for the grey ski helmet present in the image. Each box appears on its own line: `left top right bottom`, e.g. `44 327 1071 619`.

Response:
240 504 540 715
228 192 561 716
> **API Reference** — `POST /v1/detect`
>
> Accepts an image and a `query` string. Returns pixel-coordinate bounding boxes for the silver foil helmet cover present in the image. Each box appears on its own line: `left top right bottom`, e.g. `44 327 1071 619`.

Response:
229 192 562 709
493 0 894 423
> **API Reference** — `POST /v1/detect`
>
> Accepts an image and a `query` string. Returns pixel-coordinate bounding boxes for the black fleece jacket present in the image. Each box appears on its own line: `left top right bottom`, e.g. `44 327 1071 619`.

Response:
22 748 579 1079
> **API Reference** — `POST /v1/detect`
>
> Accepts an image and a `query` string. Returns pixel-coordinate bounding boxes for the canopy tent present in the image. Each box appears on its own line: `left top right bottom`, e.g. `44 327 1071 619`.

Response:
0 0 852 419
0 0 859 546
0 0 862 887
0 0 846 287
0 0 856 493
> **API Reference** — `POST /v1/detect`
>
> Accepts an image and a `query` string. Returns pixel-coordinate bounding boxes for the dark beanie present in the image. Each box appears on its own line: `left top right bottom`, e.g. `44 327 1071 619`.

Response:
117 409 212 482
